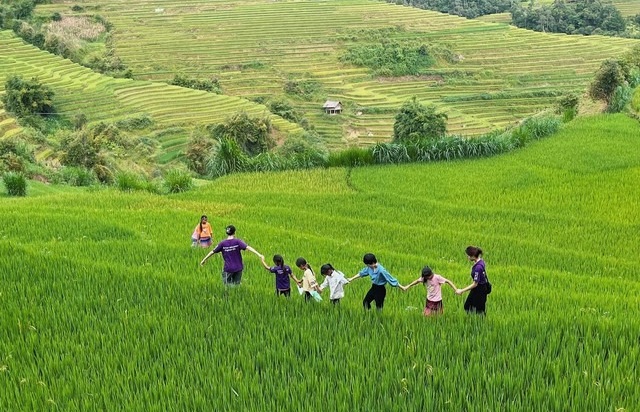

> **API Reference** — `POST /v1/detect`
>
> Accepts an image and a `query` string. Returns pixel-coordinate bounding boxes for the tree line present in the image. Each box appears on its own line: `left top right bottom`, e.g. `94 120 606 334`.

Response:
389 0 639 38
510 0 628 36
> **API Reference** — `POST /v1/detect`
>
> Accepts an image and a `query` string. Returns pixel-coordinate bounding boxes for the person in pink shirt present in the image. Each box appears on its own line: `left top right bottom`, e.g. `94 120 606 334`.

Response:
401 266 457 316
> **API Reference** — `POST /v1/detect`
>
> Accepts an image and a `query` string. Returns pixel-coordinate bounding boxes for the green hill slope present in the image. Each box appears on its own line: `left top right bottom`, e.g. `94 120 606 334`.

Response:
37 0 640 146
1 114 639 410
0 30 301 156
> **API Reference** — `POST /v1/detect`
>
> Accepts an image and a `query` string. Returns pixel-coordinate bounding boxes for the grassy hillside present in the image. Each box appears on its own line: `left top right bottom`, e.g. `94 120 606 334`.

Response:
1 114 639 410
0 30 301 161
614 0 640 17
35 0 640 146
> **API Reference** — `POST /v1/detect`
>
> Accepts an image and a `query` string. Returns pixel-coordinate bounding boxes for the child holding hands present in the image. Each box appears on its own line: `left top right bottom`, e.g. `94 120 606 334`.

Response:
296 257 321 302
319 263 350 305
402 266 457 316
348 253 402 310
260 254 301 297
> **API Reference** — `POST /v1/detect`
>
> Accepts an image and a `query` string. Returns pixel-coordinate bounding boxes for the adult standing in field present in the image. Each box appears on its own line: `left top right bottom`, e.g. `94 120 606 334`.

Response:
348 253 403 310
200 225 264 286
191 215 214 248
401 266 457 316
456 246 491 315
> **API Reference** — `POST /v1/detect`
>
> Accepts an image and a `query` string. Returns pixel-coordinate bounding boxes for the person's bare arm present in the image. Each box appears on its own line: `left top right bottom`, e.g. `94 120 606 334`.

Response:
401 277 422 292
245 245 264 260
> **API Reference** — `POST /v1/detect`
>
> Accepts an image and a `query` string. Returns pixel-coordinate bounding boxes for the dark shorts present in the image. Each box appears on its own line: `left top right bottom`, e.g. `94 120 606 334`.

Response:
222 271 243 285
198 237 212 248
424 299 443 316
276 288 291 297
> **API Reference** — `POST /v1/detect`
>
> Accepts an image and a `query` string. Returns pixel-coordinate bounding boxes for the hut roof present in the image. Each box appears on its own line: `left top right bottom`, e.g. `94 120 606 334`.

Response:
323 100 342 109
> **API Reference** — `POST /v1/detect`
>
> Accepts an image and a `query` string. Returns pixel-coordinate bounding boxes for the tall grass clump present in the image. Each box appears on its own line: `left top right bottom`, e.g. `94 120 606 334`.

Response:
56 166 98 187
327 147 374 167
510 115 562 148
607 85 634 113
2 172 27 196
115 171 146 192
206 138 250 178
163 169 193 193
371 115 561 165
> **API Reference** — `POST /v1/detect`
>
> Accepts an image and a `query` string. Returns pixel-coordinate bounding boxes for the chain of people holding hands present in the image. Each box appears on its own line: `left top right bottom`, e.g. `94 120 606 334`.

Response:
193 217 491 316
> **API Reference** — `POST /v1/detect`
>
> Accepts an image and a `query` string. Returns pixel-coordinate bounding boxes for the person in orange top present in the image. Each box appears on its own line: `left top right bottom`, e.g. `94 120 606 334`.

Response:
191 215 213 248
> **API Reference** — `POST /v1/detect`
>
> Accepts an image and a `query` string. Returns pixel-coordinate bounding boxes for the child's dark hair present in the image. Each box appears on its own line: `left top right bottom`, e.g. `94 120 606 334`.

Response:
296 257 314 274
273 254 284 268
421 266 434 282
320 263 334 276
465 246 483 258
199 215 207 233
226 225 236 236
363 253 377 265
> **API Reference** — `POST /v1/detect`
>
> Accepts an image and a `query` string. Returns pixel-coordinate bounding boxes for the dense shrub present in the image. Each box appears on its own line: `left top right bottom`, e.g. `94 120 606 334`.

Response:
57 166 97 187
2 75 54 117
556 94 580 122
284 79 322 99
589 59 627 105
341 41 436 76
0 137 34 174
60 130 102 169
185 132 215 176
607 85 633 113
170 74 222 94
2 172 27 196
163 169 193 193
393 97 447 142
209 112 274 157
207 138 249 178
114 114 154 131
268 99 303 123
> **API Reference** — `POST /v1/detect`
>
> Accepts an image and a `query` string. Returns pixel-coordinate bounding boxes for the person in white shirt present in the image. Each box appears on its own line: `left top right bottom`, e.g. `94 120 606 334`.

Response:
319 263 350 305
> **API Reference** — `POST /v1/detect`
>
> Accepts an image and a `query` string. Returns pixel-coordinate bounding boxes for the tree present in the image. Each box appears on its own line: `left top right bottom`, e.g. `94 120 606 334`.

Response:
1 75 54 117
589 59 627 105
185 131 215 176
393 97 447 142
209 112 274 157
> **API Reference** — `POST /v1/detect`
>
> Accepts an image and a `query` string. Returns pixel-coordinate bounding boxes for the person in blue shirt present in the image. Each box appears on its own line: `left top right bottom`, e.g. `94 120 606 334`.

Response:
348 253 403 310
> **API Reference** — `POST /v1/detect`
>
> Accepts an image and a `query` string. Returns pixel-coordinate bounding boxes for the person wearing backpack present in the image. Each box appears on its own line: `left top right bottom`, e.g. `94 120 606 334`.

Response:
456 246 491 315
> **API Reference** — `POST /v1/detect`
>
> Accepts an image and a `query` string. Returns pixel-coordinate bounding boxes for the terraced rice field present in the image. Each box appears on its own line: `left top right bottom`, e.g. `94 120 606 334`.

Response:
0 108 22 140
1 114 640 410
0 31 300 156
613 0 640 17
35 0 640 146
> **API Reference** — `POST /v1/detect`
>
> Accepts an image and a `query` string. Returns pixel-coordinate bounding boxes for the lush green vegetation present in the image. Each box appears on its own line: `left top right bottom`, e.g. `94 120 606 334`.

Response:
28 0 638 145
1 75 54 117
340 41 436 76
511 0 630 37
389 0 516 19
1 115 639 410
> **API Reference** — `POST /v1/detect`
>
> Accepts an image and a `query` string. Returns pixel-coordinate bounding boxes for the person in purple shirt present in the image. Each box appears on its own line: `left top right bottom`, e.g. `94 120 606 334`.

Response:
456 246 490 315
259 254 301 297
348 253 403 310
200 225 264 286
